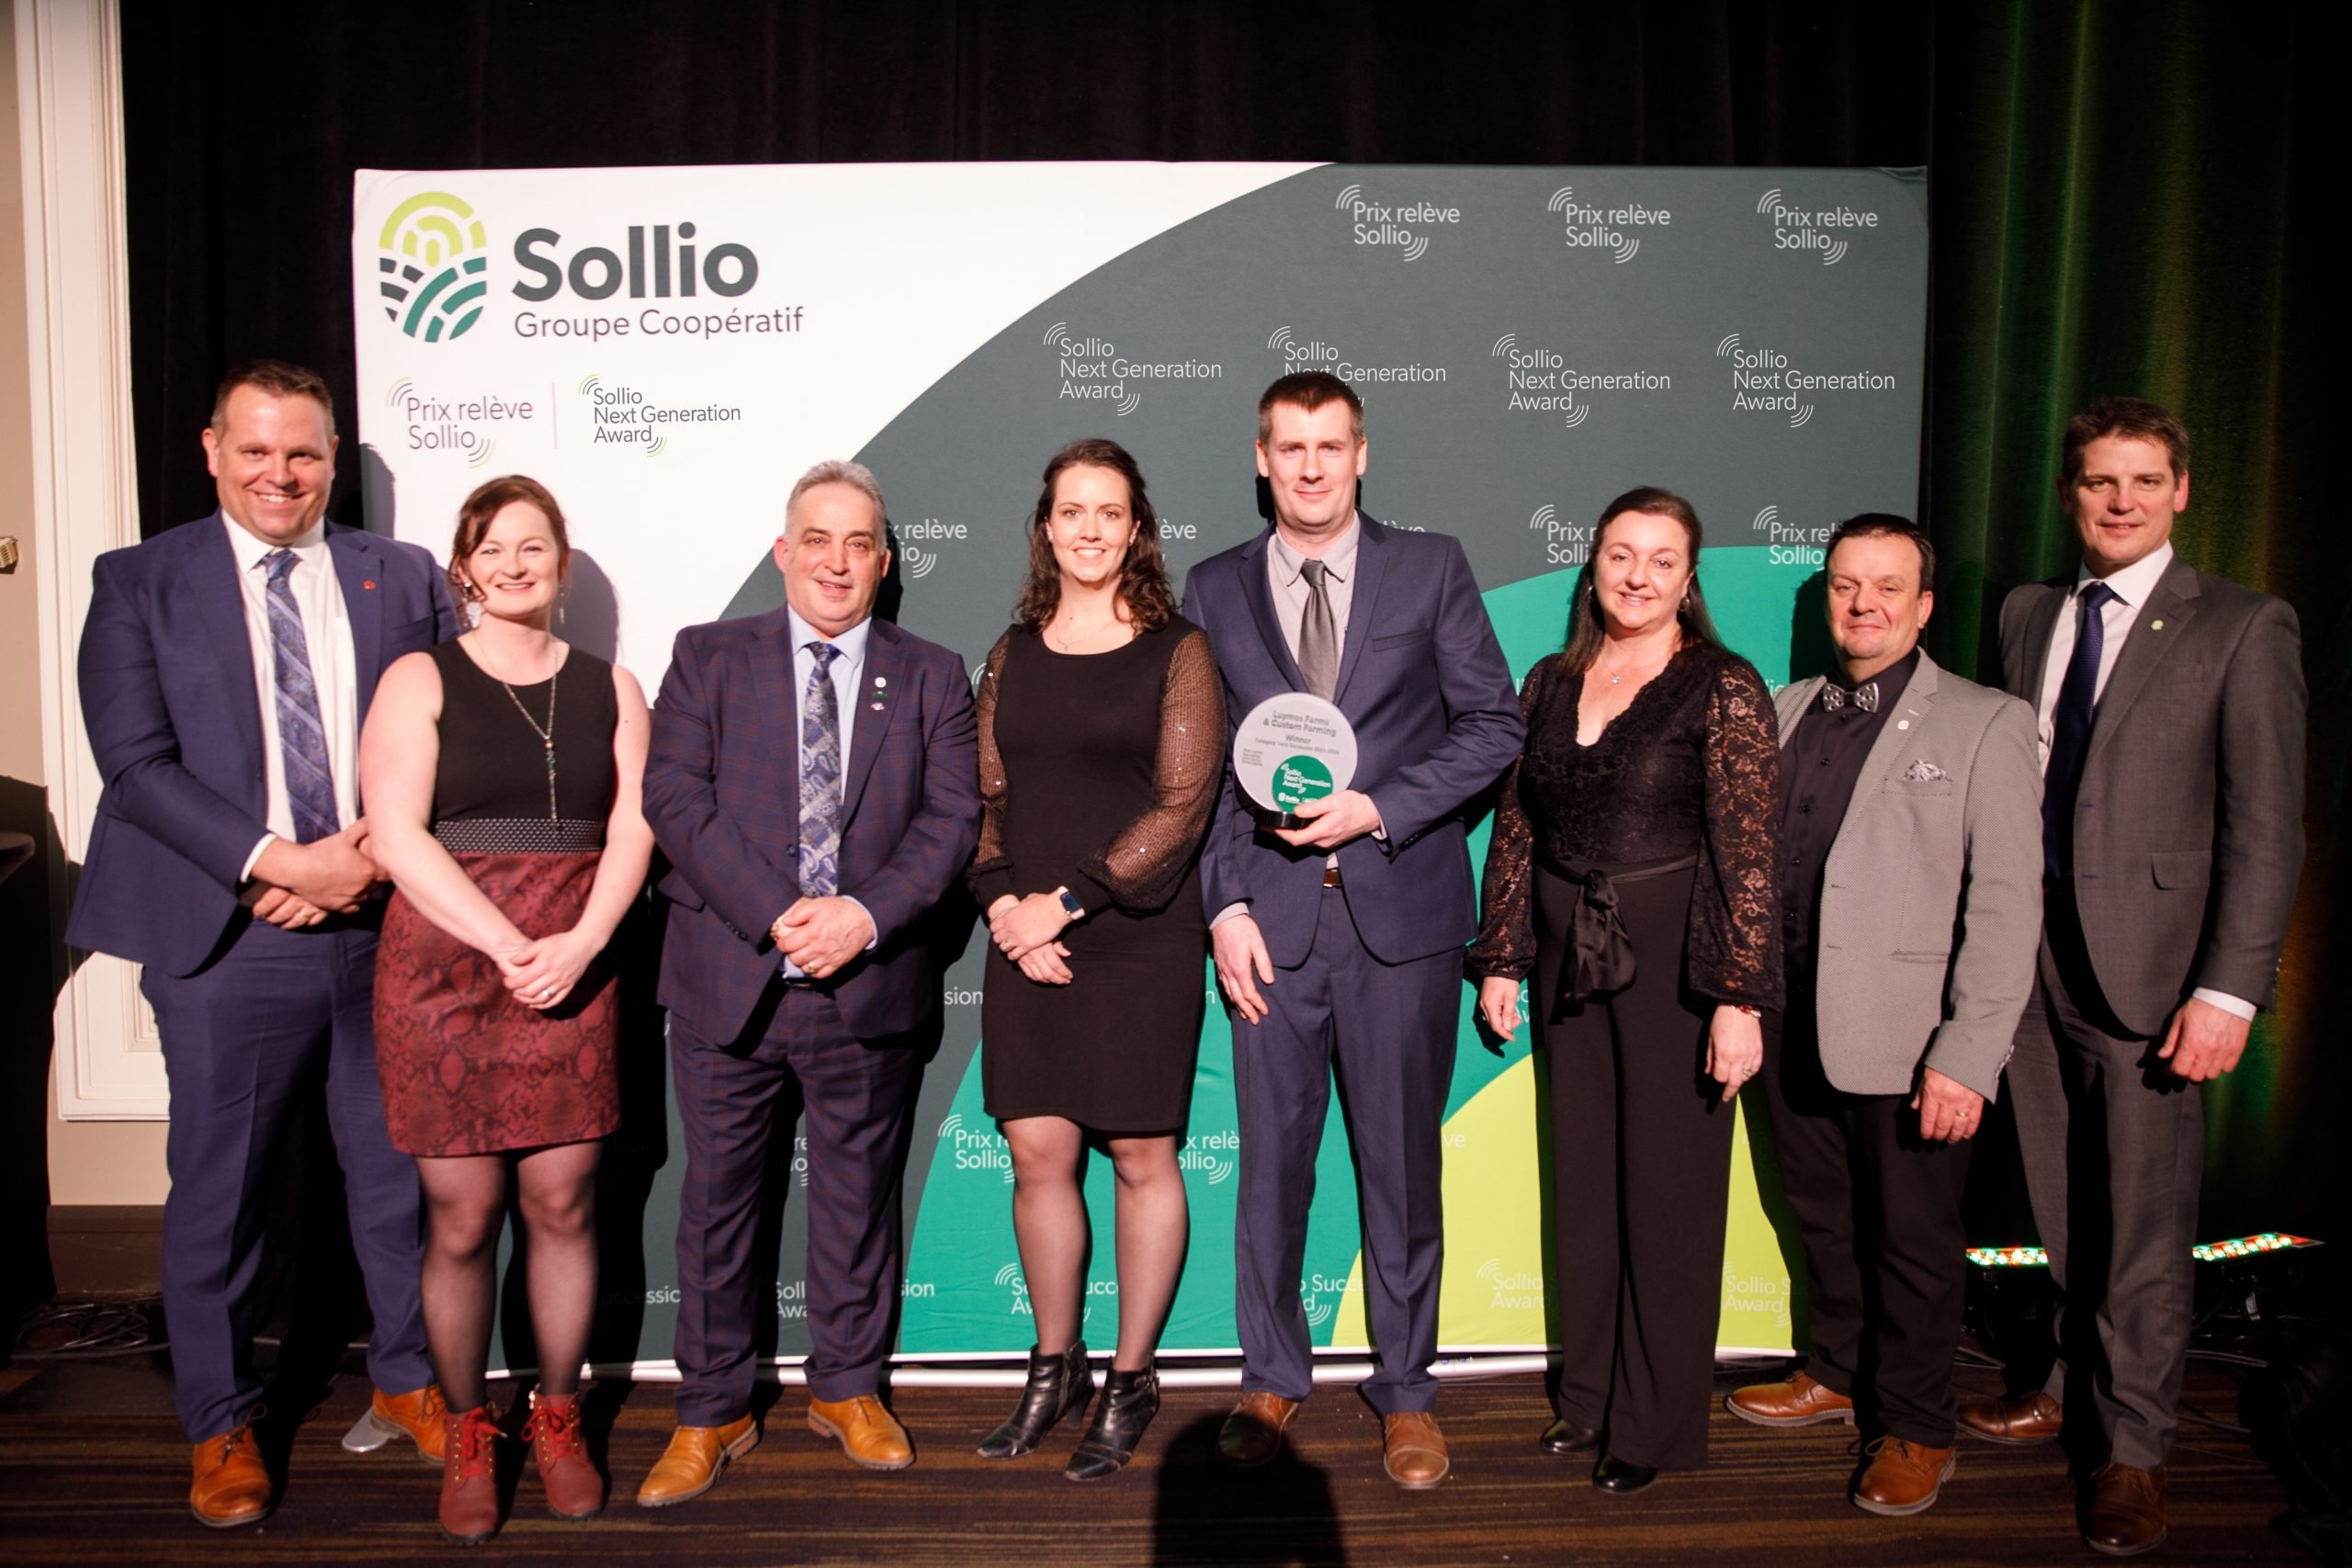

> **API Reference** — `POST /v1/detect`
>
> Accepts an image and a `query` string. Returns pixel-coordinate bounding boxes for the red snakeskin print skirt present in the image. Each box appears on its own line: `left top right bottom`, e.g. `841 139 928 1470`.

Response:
374 851 619 1156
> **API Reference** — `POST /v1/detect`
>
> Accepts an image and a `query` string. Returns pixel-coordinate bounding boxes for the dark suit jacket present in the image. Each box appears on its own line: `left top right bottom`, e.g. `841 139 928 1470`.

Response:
1181 514 1523 967
66 513 459 977
1998 555 2305 1037
644 608 980 1043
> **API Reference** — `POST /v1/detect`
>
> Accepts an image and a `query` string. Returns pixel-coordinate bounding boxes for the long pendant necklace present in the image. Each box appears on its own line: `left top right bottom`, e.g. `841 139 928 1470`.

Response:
494 664 560 819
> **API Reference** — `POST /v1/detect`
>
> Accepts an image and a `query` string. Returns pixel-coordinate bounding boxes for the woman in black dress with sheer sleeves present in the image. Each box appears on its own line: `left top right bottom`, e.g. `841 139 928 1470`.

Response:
1468 487 1781 1495
967 439 1224 1481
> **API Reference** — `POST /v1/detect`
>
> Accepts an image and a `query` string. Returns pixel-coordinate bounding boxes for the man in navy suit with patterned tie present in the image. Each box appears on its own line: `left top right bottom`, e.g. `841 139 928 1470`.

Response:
1182 375 1523 1488
67 361 458 1528
637 460 979 1505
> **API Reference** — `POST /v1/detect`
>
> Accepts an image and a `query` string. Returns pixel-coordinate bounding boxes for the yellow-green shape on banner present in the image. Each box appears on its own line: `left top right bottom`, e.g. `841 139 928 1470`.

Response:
1321 1055 1793 1351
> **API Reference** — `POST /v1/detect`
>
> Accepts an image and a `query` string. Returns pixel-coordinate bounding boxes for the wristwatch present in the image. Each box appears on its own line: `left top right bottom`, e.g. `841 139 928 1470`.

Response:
1054 886 1085 922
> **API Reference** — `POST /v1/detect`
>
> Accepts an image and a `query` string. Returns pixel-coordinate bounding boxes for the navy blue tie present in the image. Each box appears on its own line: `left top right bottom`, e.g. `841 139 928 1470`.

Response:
264 549 339 843
2042 581 2117 882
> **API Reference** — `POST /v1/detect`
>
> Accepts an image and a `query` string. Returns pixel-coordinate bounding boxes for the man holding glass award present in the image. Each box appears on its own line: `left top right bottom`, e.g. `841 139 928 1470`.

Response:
1181 373 1522 1489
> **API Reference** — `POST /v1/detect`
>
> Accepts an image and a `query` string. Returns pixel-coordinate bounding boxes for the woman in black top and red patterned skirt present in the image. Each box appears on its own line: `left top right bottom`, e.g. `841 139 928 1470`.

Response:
1467 487 1781 1495
967 439 1223 1481
362 476 652 1541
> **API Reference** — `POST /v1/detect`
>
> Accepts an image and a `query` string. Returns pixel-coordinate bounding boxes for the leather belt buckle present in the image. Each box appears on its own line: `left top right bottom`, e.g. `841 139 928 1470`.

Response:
1322 864 1342 889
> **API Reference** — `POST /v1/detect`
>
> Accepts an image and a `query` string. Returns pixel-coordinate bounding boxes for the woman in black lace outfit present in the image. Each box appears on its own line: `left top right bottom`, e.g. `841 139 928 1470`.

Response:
1467 487 1781 1494
967 439 1225 1480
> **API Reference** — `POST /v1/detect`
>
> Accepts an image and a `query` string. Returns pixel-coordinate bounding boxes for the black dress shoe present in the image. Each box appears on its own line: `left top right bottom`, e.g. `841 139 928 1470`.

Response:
977 1342 1092 1460
1065 1363 1159 1482
1593 1453 1658 1495
1539 1418 1602 1455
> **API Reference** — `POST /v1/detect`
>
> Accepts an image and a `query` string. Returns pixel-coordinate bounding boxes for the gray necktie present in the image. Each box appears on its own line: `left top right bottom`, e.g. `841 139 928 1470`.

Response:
1297 558 1338 700
798 642 843 898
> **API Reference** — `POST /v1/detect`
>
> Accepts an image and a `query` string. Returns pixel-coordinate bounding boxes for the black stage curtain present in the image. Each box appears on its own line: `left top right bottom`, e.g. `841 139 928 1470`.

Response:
119 1 2336 1243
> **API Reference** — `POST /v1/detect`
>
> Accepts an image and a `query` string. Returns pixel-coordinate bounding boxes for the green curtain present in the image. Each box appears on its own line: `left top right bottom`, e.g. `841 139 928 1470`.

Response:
1925 1 2338 1237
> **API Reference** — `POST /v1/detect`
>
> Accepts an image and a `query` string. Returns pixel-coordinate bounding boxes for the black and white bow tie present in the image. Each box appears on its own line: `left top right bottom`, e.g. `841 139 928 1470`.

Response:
1821 682 1879 714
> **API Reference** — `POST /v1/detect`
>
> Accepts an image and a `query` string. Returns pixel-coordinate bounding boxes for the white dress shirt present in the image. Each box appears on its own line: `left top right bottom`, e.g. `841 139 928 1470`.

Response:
2033 542 2251 1021
231 516 358 880
781 606 876 974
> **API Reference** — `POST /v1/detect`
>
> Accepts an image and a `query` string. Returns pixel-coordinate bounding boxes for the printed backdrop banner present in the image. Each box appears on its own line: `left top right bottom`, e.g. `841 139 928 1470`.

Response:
353 163 1928 1372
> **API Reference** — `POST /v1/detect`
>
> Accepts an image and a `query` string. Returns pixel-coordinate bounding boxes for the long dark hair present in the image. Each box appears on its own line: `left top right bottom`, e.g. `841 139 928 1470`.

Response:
1012 438 1178 634
1559 486 1724 673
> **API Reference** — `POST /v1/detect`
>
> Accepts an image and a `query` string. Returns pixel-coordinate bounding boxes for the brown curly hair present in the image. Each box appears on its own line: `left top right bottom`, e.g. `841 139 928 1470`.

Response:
1012 438 1177 634
447 474 571 607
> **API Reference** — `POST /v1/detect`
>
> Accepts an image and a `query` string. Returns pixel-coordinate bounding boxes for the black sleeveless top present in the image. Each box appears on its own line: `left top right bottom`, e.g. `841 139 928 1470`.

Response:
426 639 617 852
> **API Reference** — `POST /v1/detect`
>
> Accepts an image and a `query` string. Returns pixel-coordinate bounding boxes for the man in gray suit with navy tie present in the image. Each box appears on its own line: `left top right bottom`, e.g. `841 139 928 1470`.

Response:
1962 398 2305 1556
1725 514 2042 1517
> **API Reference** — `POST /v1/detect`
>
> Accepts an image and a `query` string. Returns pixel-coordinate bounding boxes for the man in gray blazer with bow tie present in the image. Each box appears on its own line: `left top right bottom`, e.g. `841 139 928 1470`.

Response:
1962 398 2304 1557
1727 515 2042 1517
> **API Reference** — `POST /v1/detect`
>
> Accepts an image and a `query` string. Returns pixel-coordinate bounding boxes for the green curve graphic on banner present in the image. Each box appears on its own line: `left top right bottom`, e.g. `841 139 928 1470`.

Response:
904 548 1807 1355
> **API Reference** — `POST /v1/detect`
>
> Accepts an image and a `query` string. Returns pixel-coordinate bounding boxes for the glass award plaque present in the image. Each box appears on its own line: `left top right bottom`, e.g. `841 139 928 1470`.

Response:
1234 693 1359 829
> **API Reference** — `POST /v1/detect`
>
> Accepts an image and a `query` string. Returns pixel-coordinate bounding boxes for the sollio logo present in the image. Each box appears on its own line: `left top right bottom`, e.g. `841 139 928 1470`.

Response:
513 222 758 302
378 192 488 343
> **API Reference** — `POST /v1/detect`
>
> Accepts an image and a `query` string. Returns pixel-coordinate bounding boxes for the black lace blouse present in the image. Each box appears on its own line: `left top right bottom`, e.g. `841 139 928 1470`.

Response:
1466 642 1783 1010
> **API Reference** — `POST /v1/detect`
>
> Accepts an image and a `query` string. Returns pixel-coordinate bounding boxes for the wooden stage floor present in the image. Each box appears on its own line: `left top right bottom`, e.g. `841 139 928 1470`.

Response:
0 1352 2302 1566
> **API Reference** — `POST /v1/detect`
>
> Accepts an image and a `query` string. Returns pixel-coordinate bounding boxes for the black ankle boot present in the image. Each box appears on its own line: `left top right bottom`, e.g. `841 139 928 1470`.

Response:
977 1342 1092 1460
1064 1361 1159 1482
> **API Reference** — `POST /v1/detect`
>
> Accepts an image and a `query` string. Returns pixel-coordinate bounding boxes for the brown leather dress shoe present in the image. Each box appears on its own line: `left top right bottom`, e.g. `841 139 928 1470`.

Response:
362 1382 448 1464
2084 1461 2167 1556
1956 1389 2064 1445
1216 1391 1302 1468
1727 1371 1856 1428
1382 1411 1450 1490
636 1414 760 1506
808 1393 914 1471
438 1404 503 1545
523 1389 605 1520
1852 1437 1957 1516
189 1424 272 1529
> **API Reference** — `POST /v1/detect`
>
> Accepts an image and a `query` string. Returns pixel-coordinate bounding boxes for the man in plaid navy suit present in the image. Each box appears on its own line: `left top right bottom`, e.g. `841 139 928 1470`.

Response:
638 459 979 1504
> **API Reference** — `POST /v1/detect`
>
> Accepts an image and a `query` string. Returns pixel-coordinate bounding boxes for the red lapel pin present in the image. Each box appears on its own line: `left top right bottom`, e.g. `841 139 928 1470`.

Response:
362 579 378 591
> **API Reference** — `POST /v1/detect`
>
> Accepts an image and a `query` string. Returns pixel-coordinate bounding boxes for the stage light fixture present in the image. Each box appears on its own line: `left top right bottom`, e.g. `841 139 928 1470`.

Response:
1966 1234 2320 1269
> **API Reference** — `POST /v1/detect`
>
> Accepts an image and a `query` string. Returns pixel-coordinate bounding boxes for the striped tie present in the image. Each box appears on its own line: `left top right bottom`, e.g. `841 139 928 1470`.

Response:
798 642 843 897
263 548 339 843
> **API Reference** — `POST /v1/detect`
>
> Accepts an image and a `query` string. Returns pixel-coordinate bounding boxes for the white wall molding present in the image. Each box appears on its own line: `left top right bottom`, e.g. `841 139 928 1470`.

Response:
17 0 163 1117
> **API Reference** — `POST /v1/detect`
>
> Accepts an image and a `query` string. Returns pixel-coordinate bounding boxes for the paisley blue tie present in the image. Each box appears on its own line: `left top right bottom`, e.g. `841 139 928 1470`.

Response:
263 549 338 843
798 642 843 897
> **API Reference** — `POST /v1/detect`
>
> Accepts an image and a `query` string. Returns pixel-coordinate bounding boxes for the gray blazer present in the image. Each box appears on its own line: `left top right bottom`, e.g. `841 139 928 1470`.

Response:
1776 653 2044 1100
1997 556 2305 1037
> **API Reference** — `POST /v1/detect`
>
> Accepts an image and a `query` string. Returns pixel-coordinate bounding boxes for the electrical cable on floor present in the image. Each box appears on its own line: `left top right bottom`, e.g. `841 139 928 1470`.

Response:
13 1298 167 1360
2177 1403 2254 1438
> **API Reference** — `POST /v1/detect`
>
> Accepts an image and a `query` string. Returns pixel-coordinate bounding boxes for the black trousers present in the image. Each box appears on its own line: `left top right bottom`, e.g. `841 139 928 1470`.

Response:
1757 996 1973 1446
1537 861 1734 1471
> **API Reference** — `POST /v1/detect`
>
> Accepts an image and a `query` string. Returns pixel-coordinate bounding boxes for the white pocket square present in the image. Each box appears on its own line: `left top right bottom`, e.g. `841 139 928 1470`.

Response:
1901 760 1948 783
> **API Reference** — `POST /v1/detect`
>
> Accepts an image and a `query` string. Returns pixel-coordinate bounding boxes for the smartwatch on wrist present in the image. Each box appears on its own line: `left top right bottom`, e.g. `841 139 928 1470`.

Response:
1054 886 1085 922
